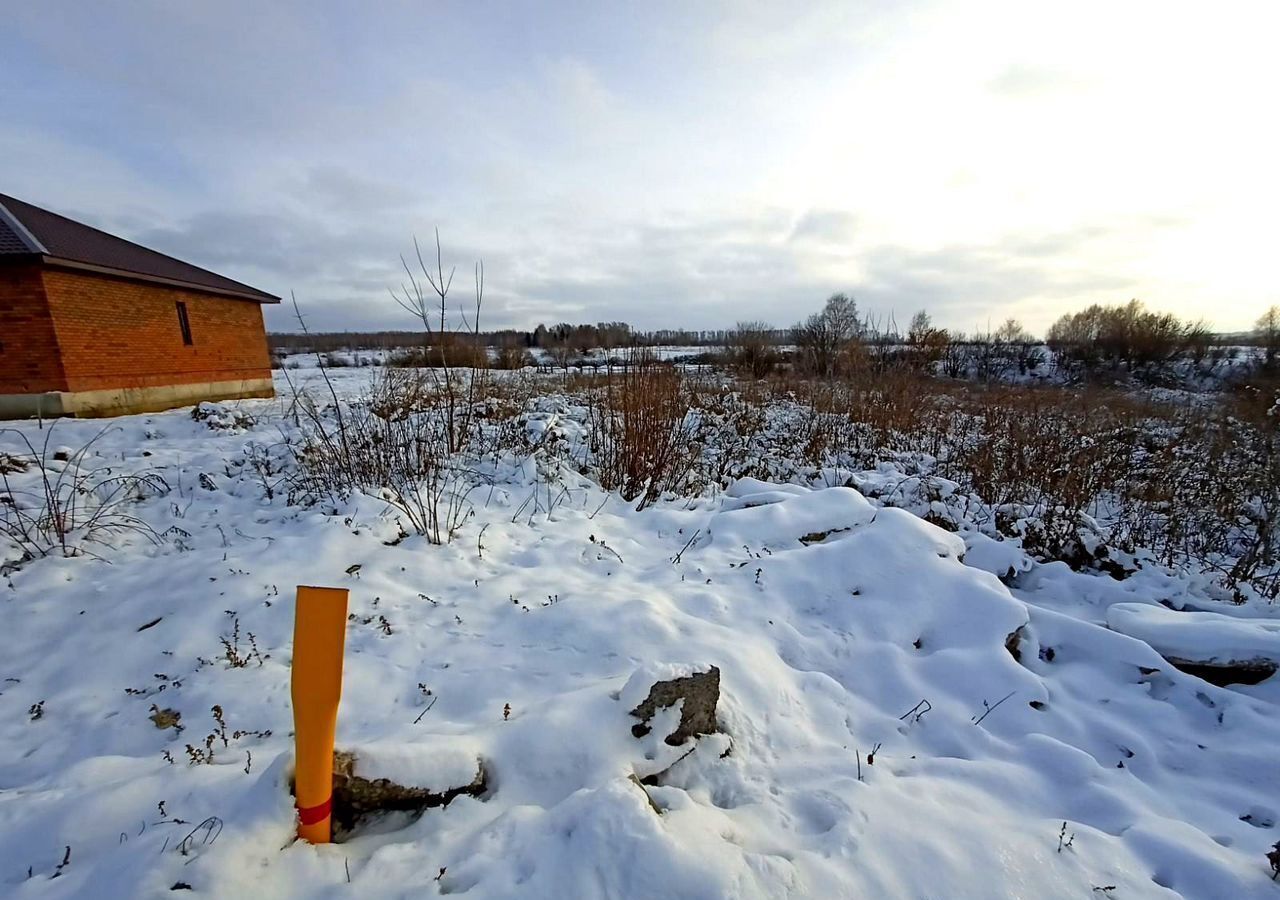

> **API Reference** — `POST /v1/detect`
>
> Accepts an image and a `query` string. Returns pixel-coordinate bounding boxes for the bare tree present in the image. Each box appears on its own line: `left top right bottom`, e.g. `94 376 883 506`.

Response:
548 340 575 373
1258 305 1280 369
390 231 487 453
794 293 863 377
995 318 1038 375
596 321 632 372
970 318 1036 382
906 310 949 371
725 320 779 378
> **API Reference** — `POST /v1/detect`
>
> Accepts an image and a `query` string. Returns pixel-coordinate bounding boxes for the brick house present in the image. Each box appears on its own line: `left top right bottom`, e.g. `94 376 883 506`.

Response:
0 193 279 418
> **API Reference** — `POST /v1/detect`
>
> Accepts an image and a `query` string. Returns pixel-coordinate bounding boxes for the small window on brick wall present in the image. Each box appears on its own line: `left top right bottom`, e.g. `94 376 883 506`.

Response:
176 301 193 345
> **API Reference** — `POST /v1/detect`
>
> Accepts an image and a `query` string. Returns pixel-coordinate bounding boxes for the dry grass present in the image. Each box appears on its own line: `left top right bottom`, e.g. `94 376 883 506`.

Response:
285 353 1278 598
692 368 1279 599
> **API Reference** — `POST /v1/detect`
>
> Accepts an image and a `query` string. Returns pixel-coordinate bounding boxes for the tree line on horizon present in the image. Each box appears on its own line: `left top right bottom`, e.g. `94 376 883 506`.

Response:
726 296 1278 380
269 297 1280 379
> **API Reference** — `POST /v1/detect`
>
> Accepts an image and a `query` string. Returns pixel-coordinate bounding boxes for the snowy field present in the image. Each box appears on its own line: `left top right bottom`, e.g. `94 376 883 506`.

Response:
2 369 1279 899
284 343 1266 388
291 345 719 370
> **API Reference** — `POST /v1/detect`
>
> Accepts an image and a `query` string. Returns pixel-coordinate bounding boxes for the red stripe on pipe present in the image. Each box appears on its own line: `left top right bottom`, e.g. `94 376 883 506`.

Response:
298 795 332 826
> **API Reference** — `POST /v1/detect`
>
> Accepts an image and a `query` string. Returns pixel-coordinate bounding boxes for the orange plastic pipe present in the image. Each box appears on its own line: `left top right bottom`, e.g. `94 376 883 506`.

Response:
291 585 349 843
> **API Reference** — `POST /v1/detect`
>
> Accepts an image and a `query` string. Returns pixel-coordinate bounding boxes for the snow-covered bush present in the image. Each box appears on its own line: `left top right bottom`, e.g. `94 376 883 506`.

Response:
287 368 527 544
0 425 168 567
191 401 256 432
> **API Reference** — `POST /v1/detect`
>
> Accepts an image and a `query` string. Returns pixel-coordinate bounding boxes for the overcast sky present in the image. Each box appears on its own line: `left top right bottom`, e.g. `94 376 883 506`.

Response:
4 1 1276 335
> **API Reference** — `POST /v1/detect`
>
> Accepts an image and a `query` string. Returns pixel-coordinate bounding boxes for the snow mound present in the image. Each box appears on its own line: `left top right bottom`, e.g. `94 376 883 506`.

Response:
712 480 881 549
1108 602 1280 667
344 737 485 795
963 532 1034 583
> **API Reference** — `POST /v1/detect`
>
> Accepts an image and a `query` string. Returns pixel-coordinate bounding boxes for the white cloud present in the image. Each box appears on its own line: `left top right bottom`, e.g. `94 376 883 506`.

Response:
3 0 1277 335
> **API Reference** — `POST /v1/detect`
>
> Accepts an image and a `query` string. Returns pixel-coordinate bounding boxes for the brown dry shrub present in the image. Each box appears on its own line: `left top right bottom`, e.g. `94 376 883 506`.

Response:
494 345 536 370
586 354 700 509
390 334 490 370
724 321 781 378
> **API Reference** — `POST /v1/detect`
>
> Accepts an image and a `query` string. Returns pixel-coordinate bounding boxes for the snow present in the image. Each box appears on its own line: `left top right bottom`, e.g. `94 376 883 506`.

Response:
711 483 879 548
962 532 1035 583
1 374 1279 898
346 739 484 796
1108 602 1280 666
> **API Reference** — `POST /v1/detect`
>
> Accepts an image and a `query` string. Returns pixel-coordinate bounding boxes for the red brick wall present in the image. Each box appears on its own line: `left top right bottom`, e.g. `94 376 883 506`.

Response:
40 268 272 393
0 264 68 394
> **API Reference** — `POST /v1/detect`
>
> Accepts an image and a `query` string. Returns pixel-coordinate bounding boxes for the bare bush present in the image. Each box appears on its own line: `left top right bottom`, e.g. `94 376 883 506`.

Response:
286 233 497 545
1111 379 1280 600
586 353 701 509
289 369 480 544
725 321 780 378
494 342 536 370
389 336 490 370
952 387 1139 563
940 331 971 379
0 425 167 566
689 367 1277 598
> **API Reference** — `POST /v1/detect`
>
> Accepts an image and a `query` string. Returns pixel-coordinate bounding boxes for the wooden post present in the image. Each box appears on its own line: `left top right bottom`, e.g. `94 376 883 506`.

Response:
291 585 348 843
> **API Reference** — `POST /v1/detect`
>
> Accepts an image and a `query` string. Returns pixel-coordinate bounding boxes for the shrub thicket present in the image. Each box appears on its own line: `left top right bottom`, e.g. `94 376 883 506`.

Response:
1047 299 1210 378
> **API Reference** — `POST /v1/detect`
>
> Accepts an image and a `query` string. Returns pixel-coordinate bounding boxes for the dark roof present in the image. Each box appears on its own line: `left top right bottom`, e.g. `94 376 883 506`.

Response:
0 193 279 303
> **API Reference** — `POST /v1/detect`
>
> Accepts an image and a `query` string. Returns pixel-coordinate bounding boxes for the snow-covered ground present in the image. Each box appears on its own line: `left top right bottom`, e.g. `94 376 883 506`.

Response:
283 345 719 370
279 342 1266 390
2 371 1279 899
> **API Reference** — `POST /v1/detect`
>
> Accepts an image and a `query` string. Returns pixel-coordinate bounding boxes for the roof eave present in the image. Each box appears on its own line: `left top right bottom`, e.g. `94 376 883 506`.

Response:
0 200 48 253
36 255 281 303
